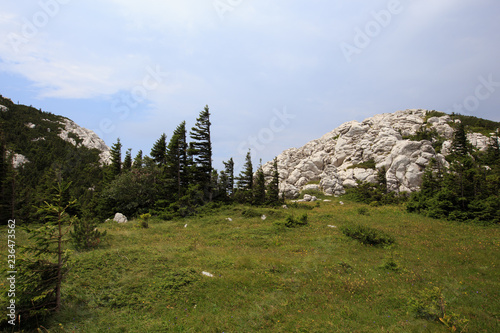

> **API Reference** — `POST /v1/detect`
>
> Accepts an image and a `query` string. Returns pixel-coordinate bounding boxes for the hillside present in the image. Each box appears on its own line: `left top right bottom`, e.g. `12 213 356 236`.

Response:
0 95 110 223
264 109 499 198
1 200 498 332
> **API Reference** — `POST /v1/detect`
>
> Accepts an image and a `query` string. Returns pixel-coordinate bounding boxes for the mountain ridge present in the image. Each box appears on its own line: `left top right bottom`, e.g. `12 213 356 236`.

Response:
263 109 499 198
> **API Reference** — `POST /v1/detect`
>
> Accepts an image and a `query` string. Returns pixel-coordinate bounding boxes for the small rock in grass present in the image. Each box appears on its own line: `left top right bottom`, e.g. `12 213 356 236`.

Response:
261 215 267 220
202 271 214 277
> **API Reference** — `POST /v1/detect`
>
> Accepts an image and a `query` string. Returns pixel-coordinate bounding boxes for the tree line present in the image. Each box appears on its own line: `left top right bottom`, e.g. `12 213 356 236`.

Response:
96 105 282 220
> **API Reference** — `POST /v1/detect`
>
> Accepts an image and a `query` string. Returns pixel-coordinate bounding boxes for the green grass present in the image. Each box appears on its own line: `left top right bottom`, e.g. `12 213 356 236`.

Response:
1 202 499 332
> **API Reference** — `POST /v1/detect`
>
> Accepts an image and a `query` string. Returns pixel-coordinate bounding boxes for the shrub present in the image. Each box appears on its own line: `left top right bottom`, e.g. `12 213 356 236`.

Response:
241 208 262 218
341 224 395 246
288 202 314 210
138 213 151 229
357 207 369 215
284 214 308 228
347 159 376 170
71 217 107 250
275 214 309 229
408 287 469 331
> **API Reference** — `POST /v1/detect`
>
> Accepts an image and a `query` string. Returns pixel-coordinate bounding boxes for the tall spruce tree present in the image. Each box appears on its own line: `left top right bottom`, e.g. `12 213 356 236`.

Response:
253 162 266 205
18 179 76 324
189 105 213 200
266 157 280 205
451 122 469 157
107 138 122 181
151 133 168 166
123 148 132 171
223 158 235 198
167 121 188 198
133 150 143 169
236 150 253 203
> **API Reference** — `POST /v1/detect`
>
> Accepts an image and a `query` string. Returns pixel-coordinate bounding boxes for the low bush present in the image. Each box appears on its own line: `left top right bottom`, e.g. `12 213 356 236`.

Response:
340 224 395 246
408 287 469 331
71 218 107 250
274 213 309 229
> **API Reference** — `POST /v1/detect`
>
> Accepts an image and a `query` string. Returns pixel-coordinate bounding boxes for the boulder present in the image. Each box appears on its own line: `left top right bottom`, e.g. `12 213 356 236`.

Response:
114 213 128 223
261 109 489 198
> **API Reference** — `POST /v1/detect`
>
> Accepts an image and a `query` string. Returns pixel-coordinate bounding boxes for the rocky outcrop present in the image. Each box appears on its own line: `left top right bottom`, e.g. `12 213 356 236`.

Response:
0 105 8 112
263 109 495 198
8 152 30 168
113 213 128 223
58 118 111 165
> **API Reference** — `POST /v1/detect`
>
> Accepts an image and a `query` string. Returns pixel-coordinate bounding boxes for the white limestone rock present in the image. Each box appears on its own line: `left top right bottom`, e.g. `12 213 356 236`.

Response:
113 213 128 224
10 152 29 168
262 109 494 198
58 118 111 165
0 105 8 112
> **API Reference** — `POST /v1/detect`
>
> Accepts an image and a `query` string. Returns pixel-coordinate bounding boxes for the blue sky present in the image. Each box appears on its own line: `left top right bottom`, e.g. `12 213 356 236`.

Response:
1 0 499 171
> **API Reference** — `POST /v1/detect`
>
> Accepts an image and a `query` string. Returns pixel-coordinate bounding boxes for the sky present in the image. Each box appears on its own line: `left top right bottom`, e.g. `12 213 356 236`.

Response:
1 0 499 172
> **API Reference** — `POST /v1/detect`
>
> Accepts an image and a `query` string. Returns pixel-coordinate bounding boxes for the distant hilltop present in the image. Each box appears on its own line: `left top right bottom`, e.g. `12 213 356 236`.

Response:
0 95 111 167
262 109 499 198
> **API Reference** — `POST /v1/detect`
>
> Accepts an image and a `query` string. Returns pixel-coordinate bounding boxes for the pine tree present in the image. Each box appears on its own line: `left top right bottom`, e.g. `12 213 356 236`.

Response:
19 179 76 323
253 162 266 205
223 157 235 198
266 157 280 205
123 148 132 171
166 122 188 197
151 133 168 166
133 150 143 169
189 105 213 200
107 138 122 181
236 150 253 203
451 122 469 157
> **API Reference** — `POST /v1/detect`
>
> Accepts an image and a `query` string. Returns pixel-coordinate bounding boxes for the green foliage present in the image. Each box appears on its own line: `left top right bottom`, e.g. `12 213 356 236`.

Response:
132 149 143 169
16 180 76 326
347 159 376 170
99 168 165 218
356 207 369 216
344 168 407 206
0 96 104 224
408 125 500 224
424 110 447 120
150 133 168 166
300 189 324 198
252 165 266 205
235 150 254 204
287 202 315 210
108 138 123 181
166 122 189 198
241 207 262 218
341 224 395 247
138 213 151 229
123 148 132 171
70 217 106 250
408 287 469 331
189 105 213 200
276 213 308 228
451 113 500 135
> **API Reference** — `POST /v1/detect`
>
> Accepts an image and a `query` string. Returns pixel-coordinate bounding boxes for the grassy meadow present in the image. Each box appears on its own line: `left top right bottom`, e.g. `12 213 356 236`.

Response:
1 199 499 332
